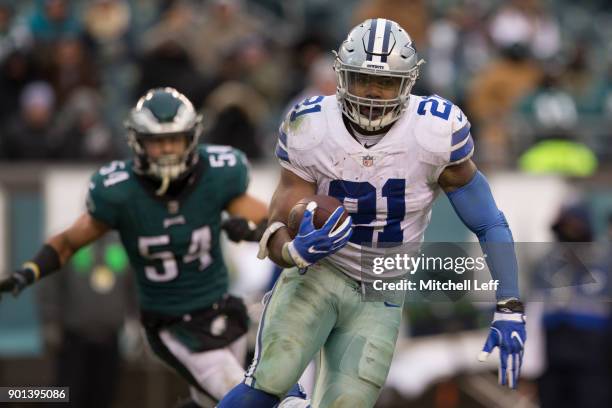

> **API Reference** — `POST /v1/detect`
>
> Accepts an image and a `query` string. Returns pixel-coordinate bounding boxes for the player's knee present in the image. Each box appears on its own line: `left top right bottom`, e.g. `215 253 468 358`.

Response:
316 377 379 408
315 336 395 408
191 349 244 400
254 336 307 396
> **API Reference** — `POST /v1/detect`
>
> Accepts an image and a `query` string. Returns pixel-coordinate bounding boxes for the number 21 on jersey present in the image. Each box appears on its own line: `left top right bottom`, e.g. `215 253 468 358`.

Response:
329 179 406 244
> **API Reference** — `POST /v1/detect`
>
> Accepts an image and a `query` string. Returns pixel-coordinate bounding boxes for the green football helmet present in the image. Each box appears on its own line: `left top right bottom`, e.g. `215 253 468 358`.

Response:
125 88 203 195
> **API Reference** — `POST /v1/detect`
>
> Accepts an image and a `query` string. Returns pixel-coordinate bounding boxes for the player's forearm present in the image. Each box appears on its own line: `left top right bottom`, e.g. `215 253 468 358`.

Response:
17 243 62 284
260 168 317 267
20 231 83 284
446 171 519 299
47 232 80 266
226 193 268 224
31 213 109 281
267 226 294 268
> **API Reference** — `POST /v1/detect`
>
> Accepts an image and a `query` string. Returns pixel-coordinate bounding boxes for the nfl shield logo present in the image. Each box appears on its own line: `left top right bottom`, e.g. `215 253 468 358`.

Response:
362 155 374 167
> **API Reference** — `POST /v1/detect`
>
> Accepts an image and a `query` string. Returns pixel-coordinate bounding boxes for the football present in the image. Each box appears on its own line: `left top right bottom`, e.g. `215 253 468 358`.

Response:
287 195 348 238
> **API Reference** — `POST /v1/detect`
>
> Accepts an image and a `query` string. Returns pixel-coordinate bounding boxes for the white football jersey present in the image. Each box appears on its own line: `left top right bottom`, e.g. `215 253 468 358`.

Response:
276 94 473 281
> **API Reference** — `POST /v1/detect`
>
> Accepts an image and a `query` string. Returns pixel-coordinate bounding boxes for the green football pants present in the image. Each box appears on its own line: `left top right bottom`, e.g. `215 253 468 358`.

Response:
245 265 403 408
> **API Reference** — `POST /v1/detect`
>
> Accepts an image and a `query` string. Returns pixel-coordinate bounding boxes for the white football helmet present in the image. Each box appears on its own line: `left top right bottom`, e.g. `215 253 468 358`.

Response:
334 18 424 131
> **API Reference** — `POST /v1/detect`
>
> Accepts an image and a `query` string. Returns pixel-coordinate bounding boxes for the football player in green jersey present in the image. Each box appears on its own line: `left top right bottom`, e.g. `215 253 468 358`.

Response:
0 88 306 407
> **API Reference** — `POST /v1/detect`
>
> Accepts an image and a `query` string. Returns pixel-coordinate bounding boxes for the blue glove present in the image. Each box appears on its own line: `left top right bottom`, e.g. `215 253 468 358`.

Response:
283 202 352 269
478 299 526 389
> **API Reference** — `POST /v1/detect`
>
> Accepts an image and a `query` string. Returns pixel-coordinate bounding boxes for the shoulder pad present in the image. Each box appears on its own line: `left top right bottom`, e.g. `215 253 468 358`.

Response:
413 95 472 165
279 95 330 151
415 96 469 152
202 144 249 169
87 160 134 227
89 160 133 199
92 160 132 188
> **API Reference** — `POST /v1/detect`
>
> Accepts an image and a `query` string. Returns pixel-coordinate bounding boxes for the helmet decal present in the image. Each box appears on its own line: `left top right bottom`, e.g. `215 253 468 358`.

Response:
365 18 394 63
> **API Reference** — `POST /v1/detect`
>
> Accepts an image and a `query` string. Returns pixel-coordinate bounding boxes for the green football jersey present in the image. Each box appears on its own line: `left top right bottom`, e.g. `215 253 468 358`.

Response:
86 145 249 316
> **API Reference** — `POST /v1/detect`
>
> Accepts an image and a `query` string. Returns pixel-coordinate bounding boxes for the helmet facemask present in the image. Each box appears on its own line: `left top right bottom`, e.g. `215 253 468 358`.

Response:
335 61 420 131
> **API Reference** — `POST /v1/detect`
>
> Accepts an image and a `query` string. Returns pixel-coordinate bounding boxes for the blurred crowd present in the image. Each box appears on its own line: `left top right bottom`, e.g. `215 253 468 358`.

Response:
0 0 611 171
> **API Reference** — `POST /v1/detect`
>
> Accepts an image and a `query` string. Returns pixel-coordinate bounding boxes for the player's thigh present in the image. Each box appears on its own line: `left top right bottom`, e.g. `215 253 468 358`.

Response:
159 330 245 400
248 267 339 397
146 328 244 401
313 301 403 408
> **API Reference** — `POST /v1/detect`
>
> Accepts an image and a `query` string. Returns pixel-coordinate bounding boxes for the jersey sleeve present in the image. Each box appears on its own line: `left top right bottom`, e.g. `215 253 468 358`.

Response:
86 169 122 228
226 148 250 203
205 146 250 207
446 106 474 167
275 101 324 183
415 97 474 181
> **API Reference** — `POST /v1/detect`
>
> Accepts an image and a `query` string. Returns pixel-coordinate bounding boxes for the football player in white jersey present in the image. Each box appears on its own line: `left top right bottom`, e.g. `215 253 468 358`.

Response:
219 18 526 408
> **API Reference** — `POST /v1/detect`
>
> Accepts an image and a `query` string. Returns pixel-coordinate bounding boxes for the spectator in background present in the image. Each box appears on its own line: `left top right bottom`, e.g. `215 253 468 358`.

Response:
285 34 331 102
533 204 612 408
560 45 593 105
1 81 61 160
139 0 199 55
579 61 612 161
0 2 32 64
201 81 269 159
81 0 136 149
190 0 266 76
54 88 117 161
0 50 40 128
517 71 579 134
83 0 132 56
44 36 99 108
135 37 211 109
424 2 492 100
225 35 288 105
466 43 542 167
27 0 81 45
285 55 336 111
488 0 561 61
513 68 597 176
351 0 430 50
518 135 598 177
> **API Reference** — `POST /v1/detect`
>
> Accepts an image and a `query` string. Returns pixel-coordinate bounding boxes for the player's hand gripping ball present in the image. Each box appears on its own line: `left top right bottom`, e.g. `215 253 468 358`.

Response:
284 195 353 269
287 195 349 238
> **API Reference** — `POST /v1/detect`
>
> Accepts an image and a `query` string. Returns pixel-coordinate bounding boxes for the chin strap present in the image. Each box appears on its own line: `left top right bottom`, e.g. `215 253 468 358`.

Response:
155 175 170 196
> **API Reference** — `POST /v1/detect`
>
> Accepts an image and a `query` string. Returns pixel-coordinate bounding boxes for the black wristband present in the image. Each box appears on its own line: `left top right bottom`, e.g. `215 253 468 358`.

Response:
496 299 524 314
23 244 61 281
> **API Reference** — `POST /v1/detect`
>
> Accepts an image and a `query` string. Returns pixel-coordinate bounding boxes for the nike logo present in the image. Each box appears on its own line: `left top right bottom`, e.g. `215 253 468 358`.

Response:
511 331 524 347
364 143 376 148
307 246 326 254
384 301 401 308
